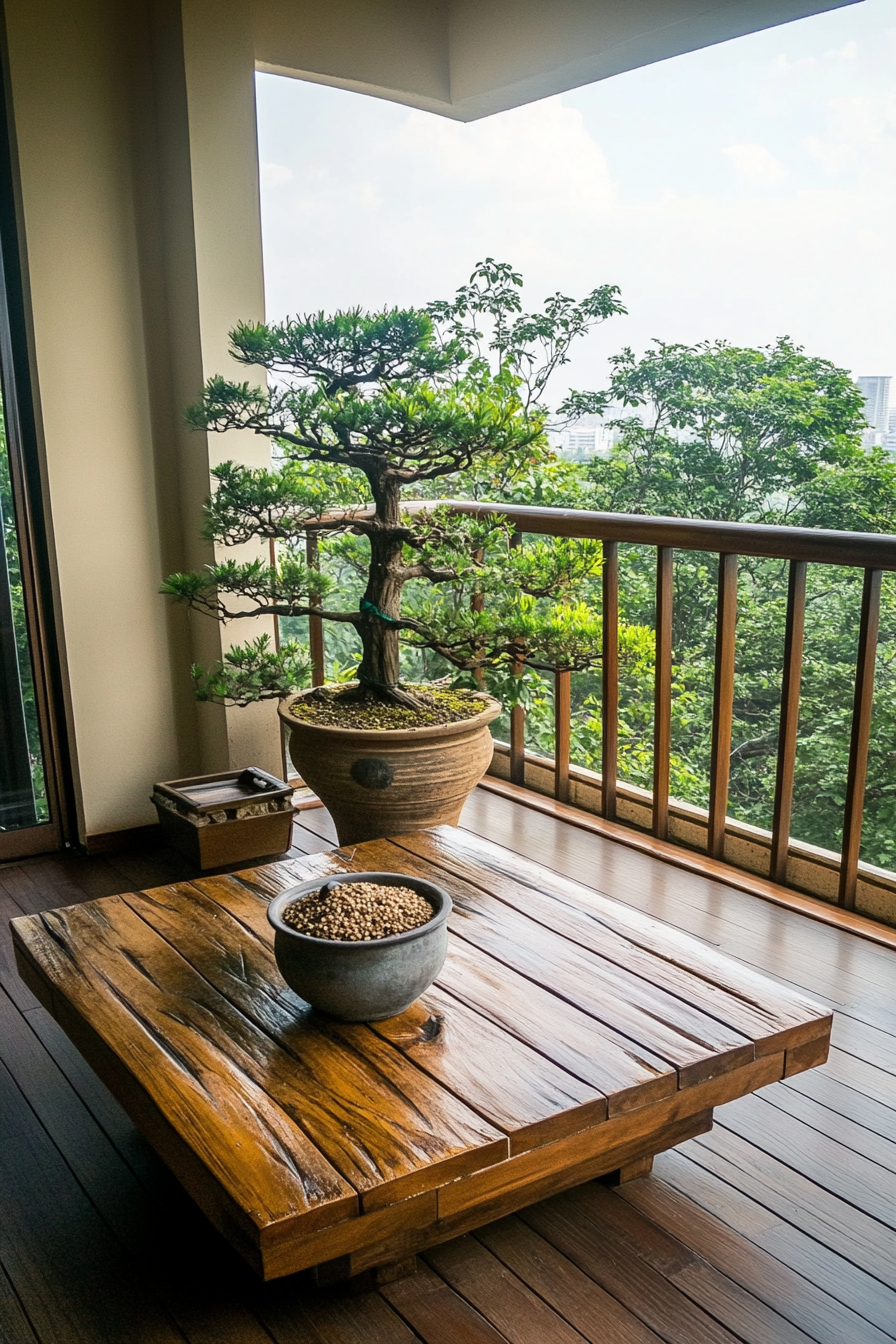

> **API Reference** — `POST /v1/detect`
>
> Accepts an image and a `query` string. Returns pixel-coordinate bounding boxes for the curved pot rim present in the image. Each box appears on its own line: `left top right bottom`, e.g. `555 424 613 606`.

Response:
268 872 452 950
277 688 501 741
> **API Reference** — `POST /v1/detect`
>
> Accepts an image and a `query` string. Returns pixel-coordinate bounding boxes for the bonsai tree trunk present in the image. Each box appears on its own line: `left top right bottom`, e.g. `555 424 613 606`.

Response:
355 472 415 705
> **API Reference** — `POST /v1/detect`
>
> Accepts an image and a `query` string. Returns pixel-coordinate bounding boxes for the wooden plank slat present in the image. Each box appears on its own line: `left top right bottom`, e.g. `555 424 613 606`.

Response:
591 1176 824 1344
471 547 486 689
717 1092 896 1231
602 539 619 820
123 877 508 1209
352 840 758 1086
634 1155 895 1344
770 560 807 884
509 708 525 785
435 939 676 1113
756 1081 896 1178
259 1275 422 1344
839 567 882 909
0 1261 39 1344
521 1182 745 1344
783 1066 896 1143
260 1190 440 1281
305 530 325 687
708 552 738 860
476 1216 665 1344
653 546 673 841
437 1048 784 1223
472 777 896 957
371 984 608 1155
660 1153 896 1338
395 828 830 1052
437 1109 714 1223
554 669 571 804
423 1235 589 1344
12 901 358 1244
687 1123 896 1290
0 1059 188 1344
381 1261 510 1344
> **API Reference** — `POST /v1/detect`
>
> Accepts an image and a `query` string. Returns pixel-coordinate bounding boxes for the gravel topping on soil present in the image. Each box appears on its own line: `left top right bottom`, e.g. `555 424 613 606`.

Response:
282 882 435 941
288 684 489 730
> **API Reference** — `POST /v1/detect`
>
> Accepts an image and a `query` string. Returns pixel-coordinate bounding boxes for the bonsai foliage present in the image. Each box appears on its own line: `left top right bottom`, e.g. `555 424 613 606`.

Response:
163 260 625 707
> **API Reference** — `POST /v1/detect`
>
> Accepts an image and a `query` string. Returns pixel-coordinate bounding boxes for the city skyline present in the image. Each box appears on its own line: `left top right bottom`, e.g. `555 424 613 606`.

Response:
550 370 896 461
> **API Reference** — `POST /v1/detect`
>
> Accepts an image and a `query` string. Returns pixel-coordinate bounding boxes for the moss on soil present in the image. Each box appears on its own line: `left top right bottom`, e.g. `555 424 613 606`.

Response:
288 684 491 730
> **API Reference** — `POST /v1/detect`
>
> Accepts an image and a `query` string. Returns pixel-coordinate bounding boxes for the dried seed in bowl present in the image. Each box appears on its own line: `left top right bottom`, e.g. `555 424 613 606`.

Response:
281 881 435 941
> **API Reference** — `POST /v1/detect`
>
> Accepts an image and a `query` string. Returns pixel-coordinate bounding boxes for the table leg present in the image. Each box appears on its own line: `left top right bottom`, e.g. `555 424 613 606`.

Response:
312 1254 419 1290
601 1154 654 1185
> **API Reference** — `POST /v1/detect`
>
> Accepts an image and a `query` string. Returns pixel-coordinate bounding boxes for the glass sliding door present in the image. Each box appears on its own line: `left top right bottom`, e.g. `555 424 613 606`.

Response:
0 54 68 859
1 404 48 832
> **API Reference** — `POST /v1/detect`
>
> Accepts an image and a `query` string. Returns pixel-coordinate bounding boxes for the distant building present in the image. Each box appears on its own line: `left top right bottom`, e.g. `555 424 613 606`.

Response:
857 375 892 449
551 415 616 461
886 410 896 457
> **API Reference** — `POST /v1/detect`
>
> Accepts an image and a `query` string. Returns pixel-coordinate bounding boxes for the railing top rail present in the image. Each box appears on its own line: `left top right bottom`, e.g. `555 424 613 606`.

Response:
440 500 896 570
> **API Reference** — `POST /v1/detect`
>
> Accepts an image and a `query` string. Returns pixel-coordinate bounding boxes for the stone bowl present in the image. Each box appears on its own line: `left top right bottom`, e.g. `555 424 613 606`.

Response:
267 871 452 1022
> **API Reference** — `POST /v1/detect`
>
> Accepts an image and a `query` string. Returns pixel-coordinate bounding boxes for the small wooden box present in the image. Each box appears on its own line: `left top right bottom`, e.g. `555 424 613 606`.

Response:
152 768 294 869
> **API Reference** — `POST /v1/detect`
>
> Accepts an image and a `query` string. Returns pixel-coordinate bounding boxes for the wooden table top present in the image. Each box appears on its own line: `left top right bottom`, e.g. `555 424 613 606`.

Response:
11 825 833 1280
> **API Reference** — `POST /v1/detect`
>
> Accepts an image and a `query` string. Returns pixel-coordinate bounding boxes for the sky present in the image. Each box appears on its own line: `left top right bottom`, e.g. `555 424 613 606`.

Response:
256 0 896 408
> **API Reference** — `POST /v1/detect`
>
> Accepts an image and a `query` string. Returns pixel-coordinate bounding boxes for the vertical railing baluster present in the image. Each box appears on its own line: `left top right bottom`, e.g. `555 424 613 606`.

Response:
770 560 807 884
554 670 571 803
471 547 485 688
839 567 882 910
305 531 325 687
708 552 738 859
653 547 673 839
269 538 290 780
509 530 525 786
601 541 619 821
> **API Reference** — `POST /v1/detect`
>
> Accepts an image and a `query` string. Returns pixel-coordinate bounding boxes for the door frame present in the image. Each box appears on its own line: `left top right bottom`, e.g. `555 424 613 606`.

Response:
0 16 72 860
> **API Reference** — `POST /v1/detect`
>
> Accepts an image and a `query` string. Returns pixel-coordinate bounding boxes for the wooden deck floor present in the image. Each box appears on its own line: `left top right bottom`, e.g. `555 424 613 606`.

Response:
1 788 894 1344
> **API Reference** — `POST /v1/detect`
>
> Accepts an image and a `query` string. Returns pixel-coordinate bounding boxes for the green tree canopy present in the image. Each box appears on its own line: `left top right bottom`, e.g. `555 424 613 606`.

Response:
588 338 868 523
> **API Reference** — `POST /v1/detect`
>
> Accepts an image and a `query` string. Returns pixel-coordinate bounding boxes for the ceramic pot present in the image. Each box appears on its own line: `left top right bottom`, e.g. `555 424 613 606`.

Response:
278 690 501 844
267 871 452 1021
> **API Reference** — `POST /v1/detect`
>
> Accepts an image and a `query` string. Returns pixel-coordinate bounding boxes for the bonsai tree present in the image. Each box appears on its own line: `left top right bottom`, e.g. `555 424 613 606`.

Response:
163 260 625 711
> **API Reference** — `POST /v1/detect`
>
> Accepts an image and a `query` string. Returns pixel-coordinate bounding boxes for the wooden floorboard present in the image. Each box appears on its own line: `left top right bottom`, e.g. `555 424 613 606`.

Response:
1 789 894 1343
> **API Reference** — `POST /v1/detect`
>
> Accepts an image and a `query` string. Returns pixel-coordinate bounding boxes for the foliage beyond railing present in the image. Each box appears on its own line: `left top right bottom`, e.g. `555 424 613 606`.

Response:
300 502 896 913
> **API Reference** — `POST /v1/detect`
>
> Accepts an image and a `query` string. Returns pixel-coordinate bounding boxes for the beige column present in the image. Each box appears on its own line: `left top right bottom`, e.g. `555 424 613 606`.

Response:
3 0 280 843
151 0 282 779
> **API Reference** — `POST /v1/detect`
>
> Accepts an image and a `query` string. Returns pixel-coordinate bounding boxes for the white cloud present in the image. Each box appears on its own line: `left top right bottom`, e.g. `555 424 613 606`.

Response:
723 143 787 184
260 161 294 187
824 39 858 59
803 89 896 175
393 97 614 214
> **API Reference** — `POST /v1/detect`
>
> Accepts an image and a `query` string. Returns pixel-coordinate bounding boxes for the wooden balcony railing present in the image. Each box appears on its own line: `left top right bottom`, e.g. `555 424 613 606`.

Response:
305 503 896 916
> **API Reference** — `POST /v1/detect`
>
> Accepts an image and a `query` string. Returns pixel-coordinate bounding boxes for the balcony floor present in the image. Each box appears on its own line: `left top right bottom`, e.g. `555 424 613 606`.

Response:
1 787 894 1344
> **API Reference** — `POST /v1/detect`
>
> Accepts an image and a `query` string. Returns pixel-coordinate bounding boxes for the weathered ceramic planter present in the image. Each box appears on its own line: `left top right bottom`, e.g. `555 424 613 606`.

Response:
278 690 501 845
267 871 452 1021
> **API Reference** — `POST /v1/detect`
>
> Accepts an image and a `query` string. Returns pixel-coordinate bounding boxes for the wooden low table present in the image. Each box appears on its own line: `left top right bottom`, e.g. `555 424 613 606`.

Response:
12 826 832 1282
